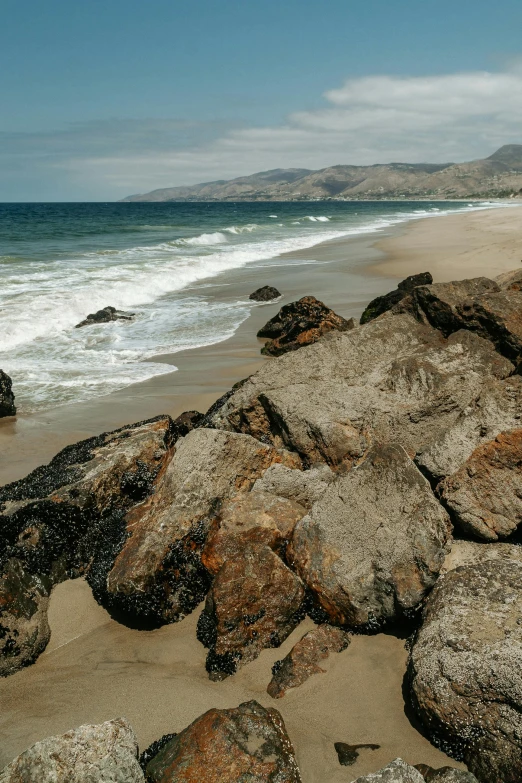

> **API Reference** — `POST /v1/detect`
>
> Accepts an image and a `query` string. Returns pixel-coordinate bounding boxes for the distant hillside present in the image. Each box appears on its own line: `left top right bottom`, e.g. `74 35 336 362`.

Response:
121 145 522 202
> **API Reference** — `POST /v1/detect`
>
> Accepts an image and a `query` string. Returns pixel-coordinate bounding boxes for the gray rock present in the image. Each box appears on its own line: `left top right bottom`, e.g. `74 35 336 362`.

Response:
0 717 144 782
441 539 522 573
253 463 336 509
288 443 452 628
439 429 522 540
416 767 478 783
0 559 50 678
409 560 522 783
0 370 16 418
249 285 281 301
495 268 522 291
351 758 424 783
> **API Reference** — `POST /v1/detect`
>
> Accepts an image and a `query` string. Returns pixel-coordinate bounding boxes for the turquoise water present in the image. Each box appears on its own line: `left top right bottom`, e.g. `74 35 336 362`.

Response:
0 200 504 412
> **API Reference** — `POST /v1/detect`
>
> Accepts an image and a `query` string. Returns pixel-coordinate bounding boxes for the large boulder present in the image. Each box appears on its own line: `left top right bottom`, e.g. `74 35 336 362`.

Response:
201 490 305 576
267 623 350 698
0 370 16 418
256 296 355 356
0 559 50 677
495 268 522 292
249 286 281 301
98 429 298 626
75 305 135 328
415 765 478 782
441 539 522 573
288 443 452 628
360 271 433 324
198 544 305 679
143 700 302 783
439 429 522 540
208 314 514 472
253 463 335 509
351 758 424 783
0 718 144 782
409 560 522 783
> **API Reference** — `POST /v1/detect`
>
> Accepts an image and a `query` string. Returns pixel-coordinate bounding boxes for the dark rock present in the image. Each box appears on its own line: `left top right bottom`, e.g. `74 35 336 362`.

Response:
414 765 478 782
0 559 50 677
102 429 299 626
201 490 305 576
351 759 425 782
439 429 522 541
288 443 451 628
334 742 380 766
249 286 281 302
257 296 355 356
0 717 144 782
267 624 350 698
0 370 16 418
144 700 302 783
409 560 522 783
360 272 432 324
139 733 177 772
198 544 305 680
75 306 135 328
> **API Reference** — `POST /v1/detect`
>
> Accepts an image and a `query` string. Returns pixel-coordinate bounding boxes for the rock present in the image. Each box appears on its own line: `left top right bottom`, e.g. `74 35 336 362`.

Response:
0 717 144 782
201 490 305 576
101 429 297 626
415 765 478 782
333 742 379 766
208 314 514 472
288 443 451 628
351 758 424 783
441 539 522 573
439 429 522 540
409 560 522 782
139 734 177 772
253 463 335 509
267 624 350 698
0 370 16 418
0 415 176 583
198 545 305 679
249 285 281 301
257 296 355 356
495 268 522 292
0 559 50 677
75 305 135 328
144 700 301 783
360 272 433 324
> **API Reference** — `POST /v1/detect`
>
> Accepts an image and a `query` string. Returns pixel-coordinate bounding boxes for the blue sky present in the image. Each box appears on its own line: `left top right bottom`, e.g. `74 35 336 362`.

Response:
2 0 522 200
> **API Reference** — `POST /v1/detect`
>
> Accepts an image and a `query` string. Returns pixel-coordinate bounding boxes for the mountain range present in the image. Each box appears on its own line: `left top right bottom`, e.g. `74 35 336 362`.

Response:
121 145 522 202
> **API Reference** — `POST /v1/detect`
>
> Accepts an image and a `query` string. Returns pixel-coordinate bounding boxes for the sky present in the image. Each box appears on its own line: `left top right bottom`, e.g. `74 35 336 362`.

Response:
2 0 522 201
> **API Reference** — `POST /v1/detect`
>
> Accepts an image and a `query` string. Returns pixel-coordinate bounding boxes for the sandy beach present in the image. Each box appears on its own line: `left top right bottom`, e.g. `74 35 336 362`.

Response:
2 204 522 780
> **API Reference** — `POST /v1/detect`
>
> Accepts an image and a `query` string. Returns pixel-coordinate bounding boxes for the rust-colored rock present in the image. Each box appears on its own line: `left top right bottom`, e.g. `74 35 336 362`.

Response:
144 700 301 783
198 545 305 679
257 296 355 356
267 624 350 698
439 429 522 541
201 490 305 576
102 430 295 625
0 559 50 677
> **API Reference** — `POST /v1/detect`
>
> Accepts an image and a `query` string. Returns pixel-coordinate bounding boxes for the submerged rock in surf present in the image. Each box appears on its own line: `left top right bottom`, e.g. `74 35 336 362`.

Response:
75 305 135 328
0 370 16 418
249 285 281 301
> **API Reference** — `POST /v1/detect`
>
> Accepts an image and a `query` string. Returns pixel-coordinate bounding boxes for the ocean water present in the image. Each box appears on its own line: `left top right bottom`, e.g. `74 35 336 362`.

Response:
0 200 507 413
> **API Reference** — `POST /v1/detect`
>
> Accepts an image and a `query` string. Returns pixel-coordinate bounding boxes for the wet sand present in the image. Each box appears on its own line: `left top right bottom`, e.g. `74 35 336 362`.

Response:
0 579 463 780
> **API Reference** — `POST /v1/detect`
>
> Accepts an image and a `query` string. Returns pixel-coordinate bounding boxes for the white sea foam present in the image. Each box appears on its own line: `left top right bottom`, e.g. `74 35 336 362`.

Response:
182 231 228 245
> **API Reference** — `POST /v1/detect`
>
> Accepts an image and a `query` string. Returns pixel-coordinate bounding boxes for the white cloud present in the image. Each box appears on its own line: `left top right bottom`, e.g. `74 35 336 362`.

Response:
3 68 522 199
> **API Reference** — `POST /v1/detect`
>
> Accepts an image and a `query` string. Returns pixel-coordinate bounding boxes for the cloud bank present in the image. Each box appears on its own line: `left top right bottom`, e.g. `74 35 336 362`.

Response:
3 68 522 199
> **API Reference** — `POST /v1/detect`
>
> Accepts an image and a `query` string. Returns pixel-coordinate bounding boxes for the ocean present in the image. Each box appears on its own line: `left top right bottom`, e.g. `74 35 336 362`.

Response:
0 200 506 413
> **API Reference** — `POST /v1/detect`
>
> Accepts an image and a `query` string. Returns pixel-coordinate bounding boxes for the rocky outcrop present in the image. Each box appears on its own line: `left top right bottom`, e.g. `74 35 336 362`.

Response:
351 758 425 782
256 296 355 356
288 444 451 628
409 560 522 783
75 306 135 328
201 490 305 575
415 766 478 782
0 370 16 418
495 268 522 291
100 429 298 626
0 559 50 677
439 429 522 540
249 286 281 301
0 718 144 782
360 272 433 324
198 544 305 679
267 624 350 698
208 314 514 472
143 700 302 783
441 539 522 573
253 464 335 509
